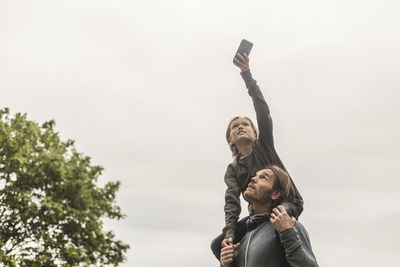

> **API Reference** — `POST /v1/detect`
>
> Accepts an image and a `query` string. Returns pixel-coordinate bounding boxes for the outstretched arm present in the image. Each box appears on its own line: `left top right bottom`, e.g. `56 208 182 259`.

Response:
234 54 304 217
234 53 274 148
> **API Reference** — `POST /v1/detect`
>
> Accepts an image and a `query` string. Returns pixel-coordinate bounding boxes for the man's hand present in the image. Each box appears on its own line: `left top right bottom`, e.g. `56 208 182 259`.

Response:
233 53 250 72
221 237 233 247
220 242 240 267
270 205 296 232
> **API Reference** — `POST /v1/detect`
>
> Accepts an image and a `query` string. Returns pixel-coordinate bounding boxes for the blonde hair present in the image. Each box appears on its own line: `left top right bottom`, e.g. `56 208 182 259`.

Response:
266 165 295 204
225 116 259 157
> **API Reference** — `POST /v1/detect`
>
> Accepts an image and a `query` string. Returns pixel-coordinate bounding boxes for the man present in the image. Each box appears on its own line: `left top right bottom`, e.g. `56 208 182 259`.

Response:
220 165 318 267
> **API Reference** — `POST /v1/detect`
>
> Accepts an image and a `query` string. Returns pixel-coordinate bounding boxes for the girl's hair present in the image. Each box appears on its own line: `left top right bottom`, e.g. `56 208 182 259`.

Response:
225 116 259 157
265 165 296 206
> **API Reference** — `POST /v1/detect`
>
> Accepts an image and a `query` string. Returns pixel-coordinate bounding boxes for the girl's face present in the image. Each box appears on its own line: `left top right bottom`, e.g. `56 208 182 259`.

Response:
229 117 257 145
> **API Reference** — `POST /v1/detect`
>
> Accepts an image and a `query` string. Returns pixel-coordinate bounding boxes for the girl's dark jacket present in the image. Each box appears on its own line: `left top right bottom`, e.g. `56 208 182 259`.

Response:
223 71 304 239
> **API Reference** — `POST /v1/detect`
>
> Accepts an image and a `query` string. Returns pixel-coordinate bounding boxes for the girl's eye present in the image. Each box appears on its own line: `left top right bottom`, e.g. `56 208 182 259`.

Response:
232 125 238 129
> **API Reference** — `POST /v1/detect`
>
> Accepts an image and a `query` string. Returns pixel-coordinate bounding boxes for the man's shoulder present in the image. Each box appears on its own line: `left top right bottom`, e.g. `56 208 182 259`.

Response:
294 221 308 233
280 221 311 241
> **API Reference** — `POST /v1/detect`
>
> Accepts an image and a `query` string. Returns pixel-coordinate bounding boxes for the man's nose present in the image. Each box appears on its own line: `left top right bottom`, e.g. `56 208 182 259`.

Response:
251 176 257 183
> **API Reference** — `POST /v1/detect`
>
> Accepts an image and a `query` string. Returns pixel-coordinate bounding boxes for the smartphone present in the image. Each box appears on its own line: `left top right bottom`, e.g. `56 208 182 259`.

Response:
235 39 253 58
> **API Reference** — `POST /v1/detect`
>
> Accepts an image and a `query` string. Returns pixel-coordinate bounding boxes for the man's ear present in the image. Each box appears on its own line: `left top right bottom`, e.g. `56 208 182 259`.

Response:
271 191 281 200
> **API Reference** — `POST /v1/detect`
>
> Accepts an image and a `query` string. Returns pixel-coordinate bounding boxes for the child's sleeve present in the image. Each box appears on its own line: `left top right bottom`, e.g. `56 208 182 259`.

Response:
280 201 303 220
223 164 241 239
240 70 274 148
240 70 304 217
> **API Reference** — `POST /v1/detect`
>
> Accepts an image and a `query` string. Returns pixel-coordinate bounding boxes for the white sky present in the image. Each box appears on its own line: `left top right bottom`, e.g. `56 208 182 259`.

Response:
1 0 400 266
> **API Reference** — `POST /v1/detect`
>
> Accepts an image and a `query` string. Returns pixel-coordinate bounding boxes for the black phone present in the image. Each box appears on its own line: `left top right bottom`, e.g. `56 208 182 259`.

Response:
235 39 253 58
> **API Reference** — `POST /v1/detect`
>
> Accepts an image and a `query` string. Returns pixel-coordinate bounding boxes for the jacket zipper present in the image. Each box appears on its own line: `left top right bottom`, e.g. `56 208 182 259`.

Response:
245 231 253 267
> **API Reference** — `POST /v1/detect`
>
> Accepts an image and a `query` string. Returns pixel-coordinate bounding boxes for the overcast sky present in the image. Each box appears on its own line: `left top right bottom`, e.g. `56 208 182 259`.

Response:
1 0 400 266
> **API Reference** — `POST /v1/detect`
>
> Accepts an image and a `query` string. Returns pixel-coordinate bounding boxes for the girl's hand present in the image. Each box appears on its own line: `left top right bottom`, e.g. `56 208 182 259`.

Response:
233 53 250 72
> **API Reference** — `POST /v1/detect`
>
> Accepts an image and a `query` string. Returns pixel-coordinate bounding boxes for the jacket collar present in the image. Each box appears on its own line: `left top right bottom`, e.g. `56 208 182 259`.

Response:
246 212 270 231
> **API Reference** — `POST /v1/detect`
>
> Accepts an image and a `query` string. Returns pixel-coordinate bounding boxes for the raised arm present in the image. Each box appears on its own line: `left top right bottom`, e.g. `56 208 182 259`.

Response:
234 54 304 218
234 53 274 148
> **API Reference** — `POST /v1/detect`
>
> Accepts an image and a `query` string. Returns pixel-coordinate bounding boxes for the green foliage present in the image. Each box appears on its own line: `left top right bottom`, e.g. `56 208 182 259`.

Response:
0 108 129 266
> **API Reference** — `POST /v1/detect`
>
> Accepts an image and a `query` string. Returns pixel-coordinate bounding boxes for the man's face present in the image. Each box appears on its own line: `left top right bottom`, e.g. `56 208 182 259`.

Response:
244 169 278 203
229 118 256 145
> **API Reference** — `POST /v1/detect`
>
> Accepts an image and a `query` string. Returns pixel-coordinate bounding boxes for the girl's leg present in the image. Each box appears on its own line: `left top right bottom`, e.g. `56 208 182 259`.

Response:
210 216 249 261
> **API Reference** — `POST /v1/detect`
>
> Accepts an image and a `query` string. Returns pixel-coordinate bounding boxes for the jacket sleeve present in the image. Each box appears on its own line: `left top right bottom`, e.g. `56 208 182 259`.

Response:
240 70 274 148
223 164 241 239
241 70 304 217
279 223 319 267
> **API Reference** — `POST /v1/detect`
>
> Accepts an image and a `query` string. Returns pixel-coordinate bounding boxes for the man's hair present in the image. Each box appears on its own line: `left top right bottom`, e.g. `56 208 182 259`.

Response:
266 165 296 205
225 116 259 157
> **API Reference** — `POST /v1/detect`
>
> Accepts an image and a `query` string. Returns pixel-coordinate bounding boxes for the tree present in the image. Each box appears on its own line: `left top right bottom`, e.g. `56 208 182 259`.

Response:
0 108 129 266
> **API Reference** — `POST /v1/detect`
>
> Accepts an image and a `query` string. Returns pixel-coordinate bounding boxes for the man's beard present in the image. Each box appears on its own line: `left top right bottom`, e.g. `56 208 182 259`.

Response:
259 188 274 203
245 188 274 203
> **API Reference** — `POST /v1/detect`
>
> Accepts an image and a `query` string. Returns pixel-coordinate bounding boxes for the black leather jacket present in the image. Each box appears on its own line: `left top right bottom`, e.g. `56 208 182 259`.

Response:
233 213 318 267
